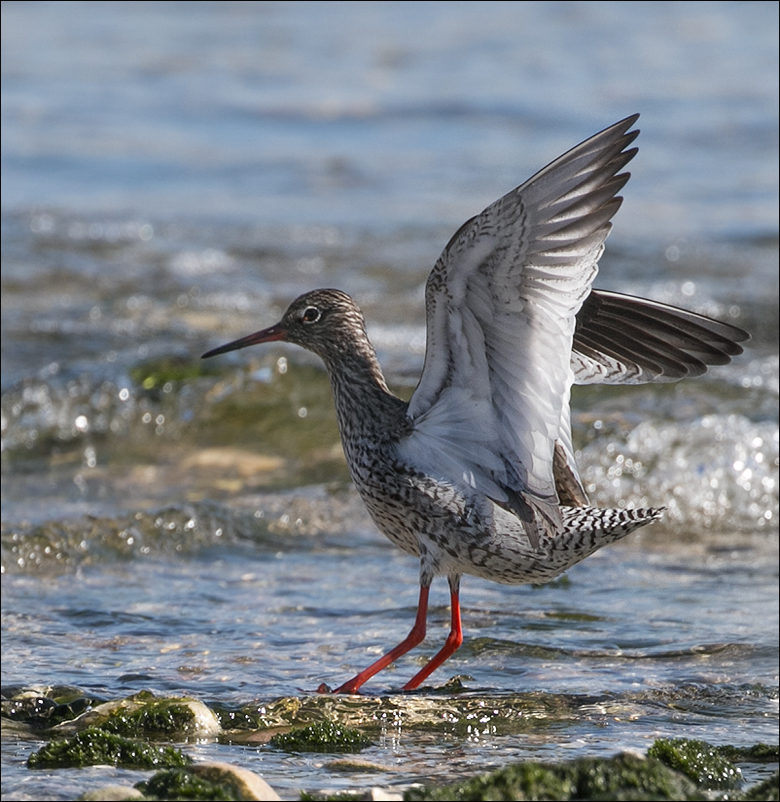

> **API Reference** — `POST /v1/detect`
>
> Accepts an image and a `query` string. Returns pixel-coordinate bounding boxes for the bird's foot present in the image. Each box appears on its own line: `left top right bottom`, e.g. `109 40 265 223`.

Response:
296 683 343 694
316 679 364 694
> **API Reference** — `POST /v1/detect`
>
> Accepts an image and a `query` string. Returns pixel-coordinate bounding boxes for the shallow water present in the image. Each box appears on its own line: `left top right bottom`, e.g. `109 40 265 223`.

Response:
2 2 778 800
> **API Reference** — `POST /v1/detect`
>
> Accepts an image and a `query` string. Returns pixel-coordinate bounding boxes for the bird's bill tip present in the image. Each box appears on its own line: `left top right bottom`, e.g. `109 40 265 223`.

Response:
202 324 287 359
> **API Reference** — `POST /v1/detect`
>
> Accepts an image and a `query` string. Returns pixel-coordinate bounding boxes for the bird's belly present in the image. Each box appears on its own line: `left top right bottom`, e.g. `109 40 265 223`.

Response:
360 492 422 558
351 463 643 587
351 464 552 583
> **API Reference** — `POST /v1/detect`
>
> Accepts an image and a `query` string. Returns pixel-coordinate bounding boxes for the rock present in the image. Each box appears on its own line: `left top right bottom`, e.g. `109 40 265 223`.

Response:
27 726 191 770
269 719 372 753
404 752 701 801
55 691 221 740
364 788 404 801
648 737 742 789
189 762 282 800
80 785 144 800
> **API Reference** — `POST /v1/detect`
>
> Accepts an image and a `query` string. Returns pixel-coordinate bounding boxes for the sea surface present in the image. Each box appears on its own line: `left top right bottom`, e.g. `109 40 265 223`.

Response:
2 2 778 800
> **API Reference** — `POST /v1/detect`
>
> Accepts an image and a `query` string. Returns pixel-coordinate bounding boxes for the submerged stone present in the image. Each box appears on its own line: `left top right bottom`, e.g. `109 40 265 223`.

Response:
26 726 192 770
80 785 145 801
1 684 104 728
137 768 240 801
647 737 742 789
62 690 221 740
403 752 704 801
742 771 779 802
270 720 372 753
717 743 779 763
137 763 282 801
189 762 282 801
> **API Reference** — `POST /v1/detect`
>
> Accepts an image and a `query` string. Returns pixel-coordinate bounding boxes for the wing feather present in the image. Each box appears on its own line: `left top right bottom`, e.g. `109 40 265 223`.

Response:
395 116 749 544
571 289 750 384
398 115 642 544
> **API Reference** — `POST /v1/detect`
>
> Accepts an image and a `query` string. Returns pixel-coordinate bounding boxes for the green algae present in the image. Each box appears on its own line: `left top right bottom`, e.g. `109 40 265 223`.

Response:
269 720 372 753
648 737 742 789
26 726 192 770
403 752 704 801
1 685 103 727
742 771 779 802
131 356 216 391
202 364 342 459
136 768 241 801
9 684 777 801
402 738 776 802
47 691 221 741
242 688 599 738
98 693 202 739
717 742 779 763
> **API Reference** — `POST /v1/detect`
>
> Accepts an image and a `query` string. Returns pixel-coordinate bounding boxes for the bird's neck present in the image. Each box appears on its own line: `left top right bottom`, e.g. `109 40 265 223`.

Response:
320 335 406 443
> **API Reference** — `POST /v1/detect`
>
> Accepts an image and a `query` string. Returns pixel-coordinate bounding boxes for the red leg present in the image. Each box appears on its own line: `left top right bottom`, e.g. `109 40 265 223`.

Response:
402 585 462 690
330 585 430 694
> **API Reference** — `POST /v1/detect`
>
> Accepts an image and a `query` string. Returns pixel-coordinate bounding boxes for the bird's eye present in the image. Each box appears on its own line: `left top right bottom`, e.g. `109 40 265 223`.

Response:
302 306 321 324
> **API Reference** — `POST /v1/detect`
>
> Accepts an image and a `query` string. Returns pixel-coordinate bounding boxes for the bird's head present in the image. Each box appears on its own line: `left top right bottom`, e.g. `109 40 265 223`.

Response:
202 289 368 362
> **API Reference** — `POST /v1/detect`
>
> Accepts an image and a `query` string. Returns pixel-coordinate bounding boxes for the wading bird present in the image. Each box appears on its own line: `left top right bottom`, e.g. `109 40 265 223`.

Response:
203 115 749 693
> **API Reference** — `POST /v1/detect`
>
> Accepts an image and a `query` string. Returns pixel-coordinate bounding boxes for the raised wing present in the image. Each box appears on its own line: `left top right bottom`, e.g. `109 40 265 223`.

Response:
397 115 641 545
572 289 750 384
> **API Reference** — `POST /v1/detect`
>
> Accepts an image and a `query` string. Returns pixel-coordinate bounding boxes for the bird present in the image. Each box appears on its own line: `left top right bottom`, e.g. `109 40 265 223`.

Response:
202 114 750 694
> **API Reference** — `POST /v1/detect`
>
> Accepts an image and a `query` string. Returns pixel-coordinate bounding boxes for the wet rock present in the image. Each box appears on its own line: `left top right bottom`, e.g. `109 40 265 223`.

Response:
138 763 281 801
648 737 742 789
182 447 285 476
1 684 105 728
742 771 779 801
246 689 586 735
27 726 191 770
364 789 404 801
190 762 282 800
55 690 221 740
80 785 145 800
327 757 396 772
270 719 372 753
404 751 703 801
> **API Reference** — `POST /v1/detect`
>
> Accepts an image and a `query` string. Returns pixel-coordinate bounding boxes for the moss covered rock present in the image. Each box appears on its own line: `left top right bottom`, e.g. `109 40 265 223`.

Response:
65 690 221 740
137 763 282 801
742 771 779 802
27 726 192 770
648 737 742 789
404 752 704 801
270 720 372 753
137 768 241 801
1 684 103 728
717 743 779 763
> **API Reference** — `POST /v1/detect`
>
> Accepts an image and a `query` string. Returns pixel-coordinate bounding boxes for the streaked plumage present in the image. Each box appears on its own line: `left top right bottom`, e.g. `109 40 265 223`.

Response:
203 115 749 693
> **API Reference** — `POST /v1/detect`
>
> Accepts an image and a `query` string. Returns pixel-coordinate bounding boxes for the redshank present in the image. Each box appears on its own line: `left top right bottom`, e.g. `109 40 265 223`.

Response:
203 114 749 693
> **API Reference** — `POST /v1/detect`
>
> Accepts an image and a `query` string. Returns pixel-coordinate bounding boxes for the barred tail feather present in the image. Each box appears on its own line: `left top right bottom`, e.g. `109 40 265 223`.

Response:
519 506 665 584
561 505 665 541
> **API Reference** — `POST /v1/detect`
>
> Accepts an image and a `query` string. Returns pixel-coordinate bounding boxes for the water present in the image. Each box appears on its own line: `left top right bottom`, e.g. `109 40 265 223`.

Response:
2 2 778 800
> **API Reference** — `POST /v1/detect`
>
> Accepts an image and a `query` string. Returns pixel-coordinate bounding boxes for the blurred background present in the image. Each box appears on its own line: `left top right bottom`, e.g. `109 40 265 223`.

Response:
2 3 778 800
2 0 777 515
